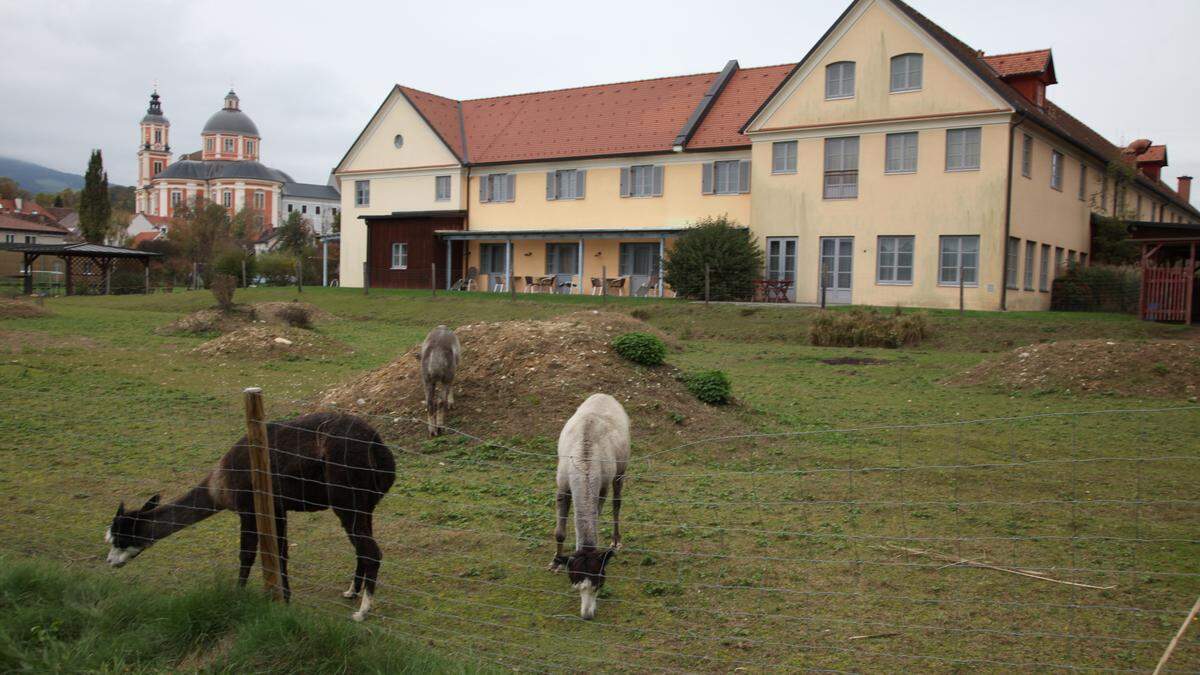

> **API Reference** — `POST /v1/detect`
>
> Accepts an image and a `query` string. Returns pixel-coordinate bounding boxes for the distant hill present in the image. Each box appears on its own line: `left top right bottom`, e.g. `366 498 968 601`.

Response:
0 156 86 194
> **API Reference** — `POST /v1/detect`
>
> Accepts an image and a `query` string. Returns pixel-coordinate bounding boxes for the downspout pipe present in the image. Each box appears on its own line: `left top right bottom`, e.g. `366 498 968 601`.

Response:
1000 112 1026 311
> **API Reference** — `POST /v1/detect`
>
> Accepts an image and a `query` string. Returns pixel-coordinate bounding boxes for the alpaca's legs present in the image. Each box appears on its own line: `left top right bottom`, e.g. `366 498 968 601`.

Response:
610 475 624 551
338 509 381 622
274 508 291 602
436 384 450 430
549 488 570 571
343 557 364 598
237 512 258 586
446 383 454 409
424 380 439 437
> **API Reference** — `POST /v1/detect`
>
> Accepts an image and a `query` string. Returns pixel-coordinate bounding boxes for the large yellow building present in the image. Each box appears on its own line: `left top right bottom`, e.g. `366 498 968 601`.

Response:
334 0 1198 309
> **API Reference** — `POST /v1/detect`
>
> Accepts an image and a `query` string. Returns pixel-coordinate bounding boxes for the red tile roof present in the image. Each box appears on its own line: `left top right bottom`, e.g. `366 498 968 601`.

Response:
982 49 1053 78
130 231 160 246
140 214 172 227
391 63 793 165
0 213 70 235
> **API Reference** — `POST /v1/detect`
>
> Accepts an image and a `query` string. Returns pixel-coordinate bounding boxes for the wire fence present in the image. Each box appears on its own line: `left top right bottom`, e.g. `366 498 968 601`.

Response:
31 393 1200 672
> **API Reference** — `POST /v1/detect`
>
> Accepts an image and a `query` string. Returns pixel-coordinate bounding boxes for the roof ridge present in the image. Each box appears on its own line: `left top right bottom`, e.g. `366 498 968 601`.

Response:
396 83 461 104
461 69 721 104
982 48 1052 58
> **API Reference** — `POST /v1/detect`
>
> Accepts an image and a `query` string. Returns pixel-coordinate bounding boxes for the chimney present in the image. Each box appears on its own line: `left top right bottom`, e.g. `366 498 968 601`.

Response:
1178 176 1192 204
13 197 22 211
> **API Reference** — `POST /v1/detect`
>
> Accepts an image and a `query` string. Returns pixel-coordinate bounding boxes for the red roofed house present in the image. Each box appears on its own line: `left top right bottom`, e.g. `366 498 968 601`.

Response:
0 213 70 282
334 0 1198 311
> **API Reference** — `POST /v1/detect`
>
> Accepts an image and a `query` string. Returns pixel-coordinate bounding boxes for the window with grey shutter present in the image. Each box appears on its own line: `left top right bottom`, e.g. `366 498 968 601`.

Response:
652 165 664 196
1039 243 1050 291
1021 134 1032 178
877 236 914 284
772 141 797 174
946 127 981 171
576 170 585 199
884 132 918 174
505 174 516 202
1005 237 1020 289
1023 240 1036 290
738 160 751 193
548 169 584 200
889 54 923 92
823 137 859 199
712 160 740 194
620 167 631 197
629 165 654 197
701 162 714 195
479 175 491 203
939 235 979 285
546 171 557 200
435 175 451 201
825 61 855 99
1050 150 1063 191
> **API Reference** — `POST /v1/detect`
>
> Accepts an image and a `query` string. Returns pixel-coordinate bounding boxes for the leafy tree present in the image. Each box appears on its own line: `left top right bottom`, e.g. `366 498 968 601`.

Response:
662 215 763 301
169 199 234 267
0 176 32 201
1088 161 1142 265
79 150 112 243
276 211 311 255
230 207 259 250
108 185 135 212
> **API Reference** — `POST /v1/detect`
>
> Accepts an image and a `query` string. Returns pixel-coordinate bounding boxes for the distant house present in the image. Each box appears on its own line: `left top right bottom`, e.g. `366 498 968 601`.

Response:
281 182 340 237
126 213 172 242
0 213 70 280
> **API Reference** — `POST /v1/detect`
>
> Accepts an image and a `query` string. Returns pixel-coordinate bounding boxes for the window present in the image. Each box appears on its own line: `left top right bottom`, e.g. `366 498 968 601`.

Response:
946 128 981 171
825 61 855 99
713 160 740 194
480 174 515 203
823 137 859 199
877 236 914 284
390 243 408 270
1078 163 1087 201
152 161 162 175
479 244 506 275
772 141 797 174
287 204 293 213
1021 134 1032 178
547 169 585 200
205 138 214 153
254 191 264 209
1079 252 1088 267
889 53 923 92
435 175 451 201
1039 244 1050 291
623 164 663 198
316 206 321 215
169 190 181 208
301 205 308 214
355 180 369 206
1050 150 1063 191
1005 236 1020 289
939 235 979 286
885 132 918 174
24 235 36 244
1023 240 1036 290
154 129 162 144
3 234 12 243
223 138 235 153
1054 246 1064 273
1068 250 1078 266
222 191 232 208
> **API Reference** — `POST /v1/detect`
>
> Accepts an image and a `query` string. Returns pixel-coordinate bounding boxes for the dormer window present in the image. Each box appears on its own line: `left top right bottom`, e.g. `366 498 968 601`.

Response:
223 138 235 153
825 62 855 99
245 140 255 156
205 138 214 153
889 54 923 92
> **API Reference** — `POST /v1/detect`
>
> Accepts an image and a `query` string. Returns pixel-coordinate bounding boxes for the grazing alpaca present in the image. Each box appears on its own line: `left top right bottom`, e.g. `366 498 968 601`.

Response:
420 325 461 437
105 412 396 622
548 393 630 620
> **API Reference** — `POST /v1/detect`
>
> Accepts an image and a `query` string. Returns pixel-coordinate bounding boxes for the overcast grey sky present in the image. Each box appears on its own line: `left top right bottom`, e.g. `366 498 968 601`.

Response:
1 0 1196 205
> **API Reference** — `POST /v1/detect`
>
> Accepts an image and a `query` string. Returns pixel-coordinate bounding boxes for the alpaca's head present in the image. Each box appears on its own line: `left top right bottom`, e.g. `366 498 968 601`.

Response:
104 494 159 567
566 547 616 619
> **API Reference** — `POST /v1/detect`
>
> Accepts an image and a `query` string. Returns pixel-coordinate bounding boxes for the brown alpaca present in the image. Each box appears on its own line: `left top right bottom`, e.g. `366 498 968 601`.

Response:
420 325 461 437
105 412 396 621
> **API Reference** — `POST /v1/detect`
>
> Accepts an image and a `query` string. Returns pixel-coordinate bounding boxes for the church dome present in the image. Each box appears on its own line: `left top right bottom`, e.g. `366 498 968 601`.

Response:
201 90 260 136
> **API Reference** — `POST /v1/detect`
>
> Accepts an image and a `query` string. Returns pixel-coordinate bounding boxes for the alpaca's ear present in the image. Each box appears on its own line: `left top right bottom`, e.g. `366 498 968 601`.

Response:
116 502 126 517
141 494 161 511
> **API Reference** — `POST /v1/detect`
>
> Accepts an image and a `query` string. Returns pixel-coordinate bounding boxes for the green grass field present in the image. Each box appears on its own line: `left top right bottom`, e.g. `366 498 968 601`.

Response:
1 287 1198 672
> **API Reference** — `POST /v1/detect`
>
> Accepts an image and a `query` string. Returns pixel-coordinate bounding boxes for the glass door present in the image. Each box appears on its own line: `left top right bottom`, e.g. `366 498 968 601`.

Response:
819 236 854 305
620 242 660 296
766 237 798 301
546 243 579 293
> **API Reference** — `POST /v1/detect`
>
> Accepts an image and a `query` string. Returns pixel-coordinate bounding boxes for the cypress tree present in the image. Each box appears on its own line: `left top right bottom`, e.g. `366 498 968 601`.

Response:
79 150 112 243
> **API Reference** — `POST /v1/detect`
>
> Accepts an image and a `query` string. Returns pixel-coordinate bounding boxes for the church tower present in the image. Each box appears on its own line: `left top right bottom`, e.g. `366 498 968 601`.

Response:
135 90 172 214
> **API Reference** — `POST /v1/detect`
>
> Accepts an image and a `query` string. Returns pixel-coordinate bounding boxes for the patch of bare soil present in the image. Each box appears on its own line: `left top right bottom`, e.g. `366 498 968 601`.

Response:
193 325 348 361
0 329 95 353
0 298 50 319
157 301 331 336
318 311 734 442
821 356 890 366
950 339 1200 400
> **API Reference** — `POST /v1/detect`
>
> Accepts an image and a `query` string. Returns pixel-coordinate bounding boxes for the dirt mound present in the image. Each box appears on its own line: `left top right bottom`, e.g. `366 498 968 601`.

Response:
0 298 50 319
318 311 732 441
951 339 1200 399
158 302 331 336
193 325 348 361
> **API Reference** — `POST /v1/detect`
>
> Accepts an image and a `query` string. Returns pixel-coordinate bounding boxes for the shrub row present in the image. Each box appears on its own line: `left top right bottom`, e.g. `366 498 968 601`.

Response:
1050 264 1140 314
810 308 928 348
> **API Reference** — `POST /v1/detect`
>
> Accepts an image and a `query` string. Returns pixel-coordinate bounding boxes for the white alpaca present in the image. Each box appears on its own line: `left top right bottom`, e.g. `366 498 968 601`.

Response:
549 393 630 619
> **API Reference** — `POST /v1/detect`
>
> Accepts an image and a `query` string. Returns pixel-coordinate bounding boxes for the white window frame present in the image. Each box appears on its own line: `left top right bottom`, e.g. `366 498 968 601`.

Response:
889 53 923 93
245 140 255 155
170 190 182 207
825 61 855 99
390 242 408 270
771 141 797 174
1005 236 1020 289
823 136 859 199
205 138 214 153
712 160 740 195
630 165 656 197
223 137 235 153
1050 150 1063 191
1023 240 1036 291
25 235 35 244
877 235 914 285
435 175 451 201
254 191 264 209
1039 243 1051 292
355 180 369 206
553 169 581 200
222 191 232 208
945 128 981 171
939 235 980 287
884 132 918 174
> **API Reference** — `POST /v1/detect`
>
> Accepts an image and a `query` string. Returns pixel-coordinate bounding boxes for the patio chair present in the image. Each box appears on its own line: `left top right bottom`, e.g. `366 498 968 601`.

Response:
490 272 508 293
590 277 603 295
523 275 536 293
451 266 477 291
634 274 659 297
535 275 556 293
606 277 627 296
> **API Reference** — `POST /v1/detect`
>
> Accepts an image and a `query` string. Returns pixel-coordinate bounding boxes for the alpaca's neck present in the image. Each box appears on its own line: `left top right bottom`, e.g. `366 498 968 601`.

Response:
145 485 222 543
570 474 600 550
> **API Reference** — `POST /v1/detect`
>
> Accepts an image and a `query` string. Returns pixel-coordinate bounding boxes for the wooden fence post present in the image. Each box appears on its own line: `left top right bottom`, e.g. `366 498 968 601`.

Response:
959 261 965 316
242 387 284 601
601 265 607 304
242 258 248 288
431 263 437 298
704 264 711 306
362 261 369 295
296 258 303 293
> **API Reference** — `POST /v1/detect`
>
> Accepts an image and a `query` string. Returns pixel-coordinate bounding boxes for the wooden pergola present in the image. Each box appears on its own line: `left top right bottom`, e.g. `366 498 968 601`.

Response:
0 242 162 295
1127 221 1199 323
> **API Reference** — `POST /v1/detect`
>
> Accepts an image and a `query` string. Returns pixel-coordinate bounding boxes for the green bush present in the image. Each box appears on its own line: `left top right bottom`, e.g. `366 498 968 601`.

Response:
1050 264 1140 314
256 252 298 286
662 215 764 301
210 274 237 310
214 249 255 286
611 332 667 366
682 370 732 405
809 308 928 348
